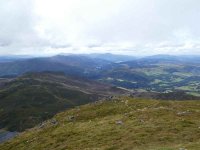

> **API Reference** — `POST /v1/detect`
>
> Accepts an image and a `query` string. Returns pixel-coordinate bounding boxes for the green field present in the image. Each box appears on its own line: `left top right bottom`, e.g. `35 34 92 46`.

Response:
101 63 200 96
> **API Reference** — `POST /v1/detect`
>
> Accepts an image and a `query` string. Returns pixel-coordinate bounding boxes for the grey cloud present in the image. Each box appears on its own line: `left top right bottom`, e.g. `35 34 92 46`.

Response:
0 0 35 44
0 39 11 47
87 44 103 48
157 43 185 48
50 44 72 49
0 0 200 55
0 0 49 54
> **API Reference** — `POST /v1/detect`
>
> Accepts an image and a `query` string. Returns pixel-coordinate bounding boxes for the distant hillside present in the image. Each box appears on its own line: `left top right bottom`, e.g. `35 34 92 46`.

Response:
1 97 199 150
0 72 128 131
139 55 200 64
131 91 200 100
0 55 111 77
0 55 33 63
86 53 137 62
98 56 200 96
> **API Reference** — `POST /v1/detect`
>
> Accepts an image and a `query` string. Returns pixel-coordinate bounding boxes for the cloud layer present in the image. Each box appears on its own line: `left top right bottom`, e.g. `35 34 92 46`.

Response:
0 0 200 56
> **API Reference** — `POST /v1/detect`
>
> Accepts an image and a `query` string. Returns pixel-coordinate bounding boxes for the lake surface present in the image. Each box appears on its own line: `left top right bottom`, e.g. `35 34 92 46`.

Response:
0 130 18 144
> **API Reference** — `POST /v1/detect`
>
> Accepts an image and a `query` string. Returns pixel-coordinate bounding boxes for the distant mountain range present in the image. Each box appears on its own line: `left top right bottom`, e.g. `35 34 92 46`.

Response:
0 54 200 96
0 55 34 63
0 54 199 76
84 53 137 62
0 55 109 77
138 54 200 64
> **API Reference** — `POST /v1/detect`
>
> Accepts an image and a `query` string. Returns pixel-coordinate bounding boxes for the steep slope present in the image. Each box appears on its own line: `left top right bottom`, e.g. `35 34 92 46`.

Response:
0 72 128 131
1 97 199 150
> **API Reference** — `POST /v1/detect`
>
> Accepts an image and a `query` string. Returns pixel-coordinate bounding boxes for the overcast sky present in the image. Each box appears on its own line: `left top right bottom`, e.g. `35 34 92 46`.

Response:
0 0 200 56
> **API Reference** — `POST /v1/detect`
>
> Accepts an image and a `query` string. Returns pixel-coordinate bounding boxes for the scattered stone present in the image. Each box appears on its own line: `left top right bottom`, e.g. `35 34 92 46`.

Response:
124 113 128 116
179 148 187 150
124 100 129 106
51 119 58 125
39 123 45 129
68 116 75 121
137 107 147 112
140 119 144 123
177 111 191 116
116 120 123 125
109 96 113 100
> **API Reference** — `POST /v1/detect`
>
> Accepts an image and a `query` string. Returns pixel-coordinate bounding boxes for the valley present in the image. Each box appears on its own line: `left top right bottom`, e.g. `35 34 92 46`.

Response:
0 54 199 149
0 71 128 132
1 0 200 149
0 54 199 96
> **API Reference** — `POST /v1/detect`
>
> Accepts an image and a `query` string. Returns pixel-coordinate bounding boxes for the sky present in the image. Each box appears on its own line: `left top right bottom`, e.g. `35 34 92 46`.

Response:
0 0 200 56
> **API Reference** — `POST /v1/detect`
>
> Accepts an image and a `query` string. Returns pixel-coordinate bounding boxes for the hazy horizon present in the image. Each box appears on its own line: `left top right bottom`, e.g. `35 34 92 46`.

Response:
1 52 200 58
0 0 200 56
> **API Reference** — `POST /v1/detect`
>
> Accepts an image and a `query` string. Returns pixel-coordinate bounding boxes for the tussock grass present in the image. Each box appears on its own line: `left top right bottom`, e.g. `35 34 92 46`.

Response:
0 97 200 150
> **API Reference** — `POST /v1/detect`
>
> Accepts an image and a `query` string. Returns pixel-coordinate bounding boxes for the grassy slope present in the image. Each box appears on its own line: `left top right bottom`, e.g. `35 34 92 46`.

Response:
1 97 199 150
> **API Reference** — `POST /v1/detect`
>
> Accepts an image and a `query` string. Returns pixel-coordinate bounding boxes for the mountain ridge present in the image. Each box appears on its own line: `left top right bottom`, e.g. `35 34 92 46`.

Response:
0 72 128 132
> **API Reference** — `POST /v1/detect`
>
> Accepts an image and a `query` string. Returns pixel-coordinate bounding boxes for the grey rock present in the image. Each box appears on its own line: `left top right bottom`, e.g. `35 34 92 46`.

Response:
116 120 123 125
68 116 75 121
179 148 187 150
51 119 58 125
177 111 190 116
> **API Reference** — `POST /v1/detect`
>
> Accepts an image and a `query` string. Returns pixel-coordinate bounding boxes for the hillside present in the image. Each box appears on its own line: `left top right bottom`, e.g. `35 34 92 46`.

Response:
85 53 137 62
0 55 110 77
0 97 199 150
99 56 200 96
0 72 128 132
